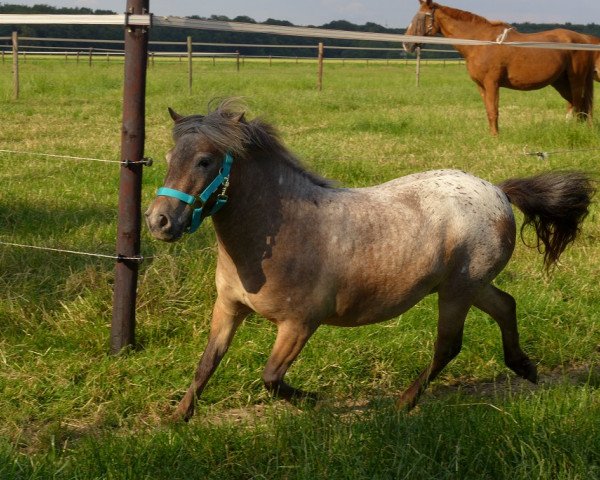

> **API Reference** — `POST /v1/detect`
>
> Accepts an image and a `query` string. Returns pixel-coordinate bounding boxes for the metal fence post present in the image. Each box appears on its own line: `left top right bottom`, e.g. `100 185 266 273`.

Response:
111 0 149 354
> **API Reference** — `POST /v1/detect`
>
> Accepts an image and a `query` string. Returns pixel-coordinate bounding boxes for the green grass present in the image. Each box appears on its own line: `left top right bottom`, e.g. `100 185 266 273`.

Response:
0 56 599 479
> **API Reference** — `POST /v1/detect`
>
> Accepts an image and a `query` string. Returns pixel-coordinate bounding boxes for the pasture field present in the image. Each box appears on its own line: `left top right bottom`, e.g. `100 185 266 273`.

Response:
0 56 599 479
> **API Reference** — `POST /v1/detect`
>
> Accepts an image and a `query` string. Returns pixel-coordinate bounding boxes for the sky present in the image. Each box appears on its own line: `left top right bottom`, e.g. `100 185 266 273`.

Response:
4 0 599 28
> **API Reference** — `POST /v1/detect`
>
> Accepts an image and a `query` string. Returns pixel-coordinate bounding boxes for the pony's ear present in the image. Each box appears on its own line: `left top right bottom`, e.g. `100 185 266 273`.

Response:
168 107 184 123
232 112 246 123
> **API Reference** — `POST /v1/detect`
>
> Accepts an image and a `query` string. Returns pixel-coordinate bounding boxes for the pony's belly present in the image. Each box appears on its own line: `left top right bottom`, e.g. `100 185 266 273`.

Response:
322 273 440 327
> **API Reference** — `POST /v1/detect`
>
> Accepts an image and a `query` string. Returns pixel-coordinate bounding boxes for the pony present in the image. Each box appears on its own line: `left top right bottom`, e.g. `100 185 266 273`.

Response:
145 100 594 421
403 0 597 135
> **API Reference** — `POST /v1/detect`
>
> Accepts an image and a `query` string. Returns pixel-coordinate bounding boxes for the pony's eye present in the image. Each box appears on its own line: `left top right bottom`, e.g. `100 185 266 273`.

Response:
197 157 211 168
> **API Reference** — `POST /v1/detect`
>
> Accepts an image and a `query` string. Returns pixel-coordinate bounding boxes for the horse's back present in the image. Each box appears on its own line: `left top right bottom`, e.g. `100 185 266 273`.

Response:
315 170 516 325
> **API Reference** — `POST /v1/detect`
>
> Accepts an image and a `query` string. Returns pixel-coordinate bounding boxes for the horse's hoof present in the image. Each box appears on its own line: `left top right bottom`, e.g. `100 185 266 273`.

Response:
396 393 418 412
510 358 538 384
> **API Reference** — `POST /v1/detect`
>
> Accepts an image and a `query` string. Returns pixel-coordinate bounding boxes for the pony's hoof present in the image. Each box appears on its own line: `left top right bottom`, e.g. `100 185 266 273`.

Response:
396 393 418 412
168 410 190 424
510 358 538 384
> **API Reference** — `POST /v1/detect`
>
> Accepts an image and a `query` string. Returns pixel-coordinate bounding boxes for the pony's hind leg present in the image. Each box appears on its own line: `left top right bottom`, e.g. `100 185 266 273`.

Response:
397 289 472 410
263 320 318 401
473 284 537 383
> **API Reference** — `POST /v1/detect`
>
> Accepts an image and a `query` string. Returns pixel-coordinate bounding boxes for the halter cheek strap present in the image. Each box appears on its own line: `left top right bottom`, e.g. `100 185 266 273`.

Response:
156 152 233 234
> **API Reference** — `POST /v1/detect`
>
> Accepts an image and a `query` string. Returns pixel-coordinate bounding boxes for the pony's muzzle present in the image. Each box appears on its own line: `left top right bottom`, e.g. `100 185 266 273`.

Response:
145 199 188 242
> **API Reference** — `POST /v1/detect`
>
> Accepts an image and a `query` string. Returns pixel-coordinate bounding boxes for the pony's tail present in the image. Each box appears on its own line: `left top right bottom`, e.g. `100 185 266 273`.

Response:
498 171 596 270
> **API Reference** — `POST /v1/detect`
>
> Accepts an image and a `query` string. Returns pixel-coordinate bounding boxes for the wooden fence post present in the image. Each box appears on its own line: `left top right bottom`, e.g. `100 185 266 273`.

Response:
236 50 240 72
12 31 19 100
77 50 80 64
88 47 93 66
187 35 192 94
317 42 324 91
111 0 149 354
415 47 421 87
2 49 5 64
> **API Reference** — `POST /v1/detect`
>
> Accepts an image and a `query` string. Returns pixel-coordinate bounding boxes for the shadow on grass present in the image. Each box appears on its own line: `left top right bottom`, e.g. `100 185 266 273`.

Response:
0 200 147 314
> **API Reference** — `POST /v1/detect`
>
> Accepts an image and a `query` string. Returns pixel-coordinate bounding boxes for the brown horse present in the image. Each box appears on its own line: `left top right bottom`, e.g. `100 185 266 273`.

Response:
145 101 594 422
403 0 596 135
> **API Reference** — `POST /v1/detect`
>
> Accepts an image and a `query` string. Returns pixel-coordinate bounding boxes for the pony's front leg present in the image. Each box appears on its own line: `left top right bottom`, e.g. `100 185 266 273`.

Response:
263 320 318 401
172 298 248 422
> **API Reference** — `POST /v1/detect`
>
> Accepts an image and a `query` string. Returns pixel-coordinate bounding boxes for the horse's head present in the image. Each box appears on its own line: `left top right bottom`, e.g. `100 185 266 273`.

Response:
403 0 440 53
145 105 245 242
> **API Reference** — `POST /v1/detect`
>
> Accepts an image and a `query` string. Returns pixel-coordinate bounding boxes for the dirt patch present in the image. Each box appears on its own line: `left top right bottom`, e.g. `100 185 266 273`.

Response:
203 362 599 425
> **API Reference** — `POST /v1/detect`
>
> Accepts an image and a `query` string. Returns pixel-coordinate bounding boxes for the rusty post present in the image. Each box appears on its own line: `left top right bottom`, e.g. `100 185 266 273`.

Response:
111 0 149 354
12 31 18 100
317 42 324 91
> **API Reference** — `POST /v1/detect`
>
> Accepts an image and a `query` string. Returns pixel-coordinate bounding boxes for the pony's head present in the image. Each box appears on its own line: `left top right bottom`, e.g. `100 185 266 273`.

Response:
403 0 440 53
145 100 247 241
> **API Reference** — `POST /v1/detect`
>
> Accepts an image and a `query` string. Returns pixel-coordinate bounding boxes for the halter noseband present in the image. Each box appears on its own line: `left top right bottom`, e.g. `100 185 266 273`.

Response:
156 152 233 234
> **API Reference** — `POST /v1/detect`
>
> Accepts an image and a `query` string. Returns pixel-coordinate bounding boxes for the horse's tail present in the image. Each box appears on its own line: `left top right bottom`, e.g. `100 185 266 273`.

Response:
498 171 595 270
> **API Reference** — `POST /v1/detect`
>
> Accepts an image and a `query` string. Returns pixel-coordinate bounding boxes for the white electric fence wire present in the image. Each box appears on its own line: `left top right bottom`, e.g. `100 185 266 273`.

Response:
0 240 148 262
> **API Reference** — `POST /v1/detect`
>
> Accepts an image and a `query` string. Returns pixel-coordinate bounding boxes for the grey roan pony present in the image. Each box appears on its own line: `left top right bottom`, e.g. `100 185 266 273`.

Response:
145 101 595 422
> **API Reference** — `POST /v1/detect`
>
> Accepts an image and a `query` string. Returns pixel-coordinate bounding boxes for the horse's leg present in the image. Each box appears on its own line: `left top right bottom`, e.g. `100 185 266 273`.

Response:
565 64 594 122
172 298 248 422
263 320 318 401
397 290 472 410
473 284 537 383
552 74 577 119
477 81 500 135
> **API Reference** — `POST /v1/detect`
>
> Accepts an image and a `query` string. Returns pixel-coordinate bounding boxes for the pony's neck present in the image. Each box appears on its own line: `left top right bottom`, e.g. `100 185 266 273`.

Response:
211 149 326 245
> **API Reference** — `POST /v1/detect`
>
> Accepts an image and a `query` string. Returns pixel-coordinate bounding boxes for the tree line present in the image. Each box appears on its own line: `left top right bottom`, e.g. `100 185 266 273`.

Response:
1 4 599 59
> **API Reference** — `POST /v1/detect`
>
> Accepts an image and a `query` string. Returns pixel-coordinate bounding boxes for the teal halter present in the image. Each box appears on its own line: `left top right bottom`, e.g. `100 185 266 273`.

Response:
156 152 233 234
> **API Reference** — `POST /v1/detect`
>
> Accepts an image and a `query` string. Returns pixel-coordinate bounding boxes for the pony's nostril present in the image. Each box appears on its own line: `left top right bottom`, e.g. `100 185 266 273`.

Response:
158 214 170 230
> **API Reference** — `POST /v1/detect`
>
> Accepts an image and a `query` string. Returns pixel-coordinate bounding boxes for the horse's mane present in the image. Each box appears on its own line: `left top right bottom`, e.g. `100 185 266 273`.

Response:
434 3 511 28
172 99 334 188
